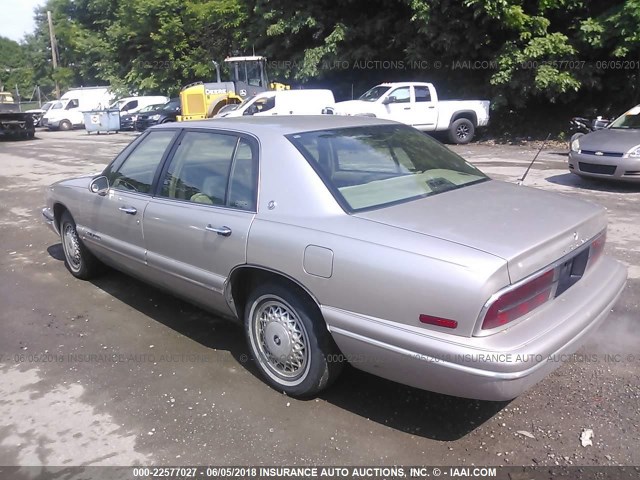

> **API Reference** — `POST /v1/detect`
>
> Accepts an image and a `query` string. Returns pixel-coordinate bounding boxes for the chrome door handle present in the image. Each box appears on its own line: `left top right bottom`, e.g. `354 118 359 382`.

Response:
205 225 232 236
118 206 137 215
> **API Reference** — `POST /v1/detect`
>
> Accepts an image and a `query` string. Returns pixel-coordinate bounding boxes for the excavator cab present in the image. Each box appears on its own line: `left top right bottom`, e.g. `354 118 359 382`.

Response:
225 56 269 98
178 56 289 121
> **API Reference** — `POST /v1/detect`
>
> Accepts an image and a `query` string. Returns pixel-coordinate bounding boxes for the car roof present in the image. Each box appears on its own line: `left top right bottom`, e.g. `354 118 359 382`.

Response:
152 115 398 135
378 82 432 88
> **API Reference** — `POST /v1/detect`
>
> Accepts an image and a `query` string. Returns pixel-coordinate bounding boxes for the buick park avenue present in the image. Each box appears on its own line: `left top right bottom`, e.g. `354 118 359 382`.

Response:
43 116 627 400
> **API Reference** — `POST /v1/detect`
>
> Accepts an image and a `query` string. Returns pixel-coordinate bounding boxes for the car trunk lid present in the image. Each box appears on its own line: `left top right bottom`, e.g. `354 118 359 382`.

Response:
354 180 606 283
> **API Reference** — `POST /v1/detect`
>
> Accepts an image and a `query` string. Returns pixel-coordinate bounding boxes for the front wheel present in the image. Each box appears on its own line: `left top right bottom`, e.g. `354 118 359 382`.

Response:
244 282 343 397
449 118 475 144
59 211 101 279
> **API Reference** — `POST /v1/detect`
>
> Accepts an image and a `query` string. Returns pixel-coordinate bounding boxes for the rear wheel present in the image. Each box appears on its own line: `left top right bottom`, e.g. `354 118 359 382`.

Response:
59 120 72 131
59 211 101 279
244 281 343 397
449 118 475 144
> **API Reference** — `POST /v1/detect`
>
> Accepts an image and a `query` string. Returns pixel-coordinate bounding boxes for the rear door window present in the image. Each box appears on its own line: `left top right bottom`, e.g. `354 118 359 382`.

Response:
158 131 258 211
414 86 431 102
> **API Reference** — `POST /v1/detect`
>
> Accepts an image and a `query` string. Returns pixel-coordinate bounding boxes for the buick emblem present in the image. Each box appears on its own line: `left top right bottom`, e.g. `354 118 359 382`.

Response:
595 151 604 156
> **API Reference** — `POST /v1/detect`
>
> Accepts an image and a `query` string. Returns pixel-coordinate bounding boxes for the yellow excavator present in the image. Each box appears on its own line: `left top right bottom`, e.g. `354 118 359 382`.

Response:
178 56 289 121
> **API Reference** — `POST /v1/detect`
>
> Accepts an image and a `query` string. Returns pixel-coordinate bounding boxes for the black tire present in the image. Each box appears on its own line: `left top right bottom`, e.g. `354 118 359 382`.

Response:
244 281 343 397
59 211 101 279
160 118 174 124
59 120 72 131
448 118 475 144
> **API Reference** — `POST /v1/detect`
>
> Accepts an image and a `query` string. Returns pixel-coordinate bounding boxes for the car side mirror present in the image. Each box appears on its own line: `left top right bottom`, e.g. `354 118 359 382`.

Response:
322 107 335 115
89 176 109 196
382 96 396 105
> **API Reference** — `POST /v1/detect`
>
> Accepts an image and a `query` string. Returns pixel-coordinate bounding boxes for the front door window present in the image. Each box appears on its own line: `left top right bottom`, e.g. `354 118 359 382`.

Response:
109 131 176 194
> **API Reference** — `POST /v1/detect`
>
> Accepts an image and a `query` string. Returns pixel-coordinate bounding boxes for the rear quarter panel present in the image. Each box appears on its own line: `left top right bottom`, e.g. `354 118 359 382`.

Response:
436 100 491 130
247 216 509 337
247 135 508 336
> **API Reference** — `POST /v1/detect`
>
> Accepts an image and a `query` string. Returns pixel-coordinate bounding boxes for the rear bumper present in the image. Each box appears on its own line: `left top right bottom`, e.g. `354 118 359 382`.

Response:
569 151 640 182
324 256 627 401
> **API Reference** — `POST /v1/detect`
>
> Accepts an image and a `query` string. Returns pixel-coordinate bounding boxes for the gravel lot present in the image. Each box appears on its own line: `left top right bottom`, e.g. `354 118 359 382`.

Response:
0 129 638 469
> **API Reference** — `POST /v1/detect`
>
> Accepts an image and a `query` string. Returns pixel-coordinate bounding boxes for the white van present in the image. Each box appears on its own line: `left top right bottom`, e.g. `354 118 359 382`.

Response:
42 87 114 130
216 89 335 118
110 96 169 115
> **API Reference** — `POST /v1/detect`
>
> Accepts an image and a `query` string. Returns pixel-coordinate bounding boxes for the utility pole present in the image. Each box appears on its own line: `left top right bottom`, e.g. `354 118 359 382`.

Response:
15 84 21 111
47 10 60 99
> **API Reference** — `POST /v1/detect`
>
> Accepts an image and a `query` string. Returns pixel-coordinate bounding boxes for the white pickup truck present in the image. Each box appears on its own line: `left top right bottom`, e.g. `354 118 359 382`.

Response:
335 82 490 144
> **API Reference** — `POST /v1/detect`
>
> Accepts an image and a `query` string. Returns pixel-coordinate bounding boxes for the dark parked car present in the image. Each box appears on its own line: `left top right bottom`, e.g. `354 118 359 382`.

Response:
135 98 181 131
120 103 164 131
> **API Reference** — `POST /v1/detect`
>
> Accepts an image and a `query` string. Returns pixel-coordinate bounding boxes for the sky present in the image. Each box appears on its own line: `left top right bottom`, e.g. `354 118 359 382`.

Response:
0 0 47 42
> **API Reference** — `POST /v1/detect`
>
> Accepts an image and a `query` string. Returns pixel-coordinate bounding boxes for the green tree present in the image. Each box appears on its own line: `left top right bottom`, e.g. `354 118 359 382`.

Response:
0 37 34 96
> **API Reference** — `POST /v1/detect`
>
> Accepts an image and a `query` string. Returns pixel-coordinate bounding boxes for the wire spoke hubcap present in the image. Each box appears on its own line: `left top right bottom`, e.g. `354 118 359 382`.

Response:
63 224 82 271
254 300 308 380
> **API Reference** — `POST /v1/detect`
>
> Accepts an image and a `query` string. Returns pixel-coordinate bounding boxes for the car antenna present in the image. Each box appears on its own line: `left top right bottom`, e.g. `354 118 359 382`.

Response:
518 133 551 186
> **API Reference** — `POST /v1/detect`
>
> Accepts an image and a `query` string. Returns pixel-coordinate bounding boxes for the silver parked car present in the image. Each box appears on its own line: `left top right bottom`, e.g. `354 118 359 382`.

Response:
569 105 640 182
43 116 627 400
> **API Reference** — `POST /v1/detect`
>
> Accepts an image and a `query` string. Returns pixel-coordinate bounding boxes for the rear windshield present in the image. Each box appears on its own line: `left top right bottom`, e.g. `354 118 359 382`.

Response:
287 124 488 212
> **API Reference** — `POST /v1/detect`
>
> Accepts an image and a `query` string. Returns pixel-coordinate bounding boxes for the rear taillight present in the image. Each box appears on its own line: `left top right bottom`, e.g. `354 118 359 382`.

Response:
482 269 555 330
587 231 606 269
481 230 606 331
